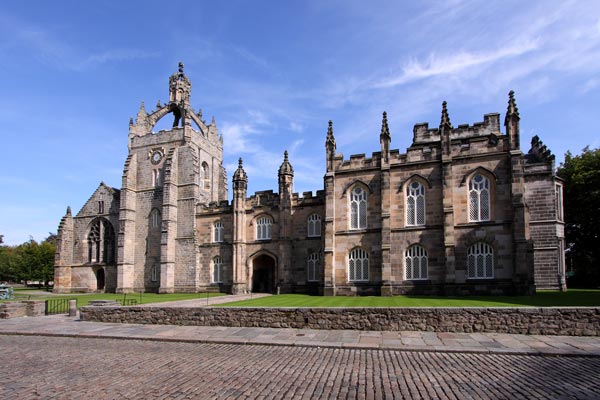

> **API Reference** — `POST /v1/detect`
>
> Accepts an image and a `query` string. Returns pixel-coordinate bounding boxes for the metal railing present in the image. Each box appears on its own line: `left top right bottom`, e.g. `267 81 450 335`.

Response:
45 298 76 315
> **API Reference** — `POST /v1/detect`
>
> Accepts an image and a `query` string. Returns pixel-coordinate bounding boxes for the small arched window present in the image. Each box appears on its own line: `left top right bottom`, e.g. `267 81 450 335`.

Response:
151 264 159 282
406 181 425 226
256 216 272 240
152 169 162 188
212 256 223 283
350 187 367 230
469 174 490 222
150 209 161 229
307 214 321 237
467 242 494 279
348 248 369 282
213 221 224 243
202 162 210 190
405 245 428 280
307 252 320 282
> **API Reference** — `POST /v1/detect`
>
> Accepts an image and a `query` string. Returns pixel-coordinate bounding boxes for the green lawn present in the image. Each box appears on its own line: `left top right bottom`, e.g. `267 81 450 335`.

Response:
5 290 224 308
219 289 600 308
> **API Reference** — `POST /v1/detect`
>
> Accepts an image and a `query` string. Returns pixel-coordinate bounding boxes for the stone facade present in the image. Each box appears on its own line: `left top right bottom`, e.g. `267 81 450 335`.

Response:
55 65 566 295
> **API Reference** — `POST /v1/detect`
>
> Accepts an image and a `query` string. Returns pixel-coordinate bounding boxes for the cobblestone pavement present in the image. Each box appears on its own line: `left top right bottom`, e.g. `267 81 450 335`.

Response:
1 335 599 399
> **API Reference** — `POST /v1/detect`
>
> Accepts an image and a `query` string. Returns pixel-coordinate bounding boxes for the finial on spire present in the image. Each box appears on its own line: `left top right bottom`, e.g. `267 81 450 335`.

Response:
66 206 72 216
326 120 335 142
129 117 133 126
380 111 390 139
178 61 184 73
440 101 452 128
279 150 294 176
238 157 243 167
507 90 520 117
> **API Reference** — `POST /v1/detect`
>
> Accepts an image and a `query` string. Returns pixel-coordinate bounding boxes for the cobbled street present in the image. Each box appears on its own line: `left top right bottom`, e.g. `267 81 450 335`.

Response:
1 335 599 399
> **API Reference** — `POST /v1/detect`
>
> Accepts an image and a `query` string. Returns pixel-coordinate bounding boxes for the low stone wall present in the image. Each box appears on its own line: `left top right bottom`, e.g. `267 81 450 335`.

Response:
79 306 600 336
0 301 45 319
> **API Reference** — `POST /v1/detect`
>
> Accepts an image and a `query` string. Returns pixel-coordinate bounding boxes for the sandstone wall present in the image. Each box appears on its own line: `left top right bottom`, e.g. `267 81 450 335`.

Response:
79 306 600 336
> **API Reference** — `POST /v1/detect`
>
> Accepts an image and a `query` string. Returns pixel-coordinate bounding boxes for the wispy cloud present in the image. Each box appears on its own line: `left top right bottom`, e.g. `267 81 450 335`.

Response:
373 39 539 89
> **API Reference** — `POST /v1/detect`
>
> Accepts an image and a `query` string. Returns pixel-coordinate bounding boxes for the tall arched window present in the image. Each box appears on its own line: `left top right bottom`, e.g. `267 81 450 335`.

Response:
256 216 272 240
405 245 428 280
348 248 369 282
307 252 320 282
152 169 161 188
213 221 224 242
469 174 490 222
87 218 115 264
202 162 210 190
467 242 494 279
406 181 425 226
151 264 159 282
350 187 367 230
212 256 223 283
307 214 321 237
150 209 161 229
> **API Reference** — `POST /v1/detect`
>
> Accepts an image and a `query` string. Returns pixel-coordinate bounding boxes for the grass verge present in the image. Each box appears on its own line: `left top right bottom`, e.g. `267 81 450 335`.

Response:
219 289 600 308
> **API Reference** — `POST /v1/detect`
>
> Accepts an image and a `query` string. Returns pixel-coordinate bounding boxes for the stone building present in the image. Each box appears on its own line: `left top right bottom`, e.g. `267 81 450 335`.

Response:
54 64 566 295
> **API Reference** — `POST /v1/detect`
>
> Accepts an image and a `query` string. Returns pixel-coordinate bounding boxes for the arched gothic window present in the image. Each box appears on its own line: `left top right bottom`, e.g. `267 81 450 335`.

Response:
256 216 272 240
202 162 210 190
212 256 223 283
405 245 428 280
307 214 321 237
350 187 367 230
348 248 369 282
151 264 159 282
152 169 162 188
307 252 320 282
87 218 115 264
469 174 490 222
150 209 161 229
467 242 494 279
406 181 425 226
213 221 224 243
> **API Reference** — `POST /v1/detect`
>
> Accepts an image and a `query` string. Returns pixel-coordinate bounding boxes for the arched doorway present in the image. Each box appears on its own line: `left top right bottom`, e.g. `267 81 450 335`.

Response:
96 268 105 291
252 254 276 293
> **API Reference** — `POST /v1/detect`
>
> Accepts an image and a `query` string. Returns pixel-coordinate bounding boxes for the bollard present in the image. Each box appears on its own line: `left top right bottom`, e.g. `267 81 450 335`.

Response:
68 299 77 317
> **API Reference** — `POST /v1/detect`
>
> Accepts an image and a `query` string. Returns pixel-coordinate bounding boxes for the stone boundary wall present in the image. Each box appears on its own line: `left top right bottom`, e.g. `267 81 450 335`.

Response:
79 306 600 336
0 301 45 319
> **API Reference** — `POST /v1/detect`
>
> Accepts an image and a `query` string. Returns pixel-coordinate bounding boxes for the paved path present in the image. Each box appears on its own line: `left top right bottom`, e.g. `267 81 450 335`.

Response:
1 334 599 399
1 314 599 356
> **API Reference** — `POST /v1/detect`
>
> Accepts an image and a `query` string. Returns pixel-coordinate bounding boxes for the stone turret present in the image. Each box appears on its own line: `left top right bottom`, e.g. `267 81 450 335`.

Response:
232 158 248 294
325 120 336 172
278 150 294 211
505 90 520 151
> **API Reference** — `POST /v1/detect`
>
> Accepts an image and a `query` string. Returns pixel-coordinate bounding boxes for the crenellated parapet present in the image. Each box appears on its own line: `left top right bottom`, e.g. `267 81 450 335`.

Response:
292 190 326 206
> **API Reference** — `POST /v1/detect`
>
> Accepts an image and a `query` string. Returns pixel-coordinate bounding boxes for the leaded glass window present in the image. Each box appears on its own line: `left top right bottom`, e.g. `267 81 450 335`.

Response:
469 174 490 222
150 209 161 228
350 187 367 230
467 242 494 279
348 248 369 282
405 245 428 280
256 217 272 240
406 181 425 226
213 221 224 242
307 214 321 237
307 252 320 282
212 256 223 283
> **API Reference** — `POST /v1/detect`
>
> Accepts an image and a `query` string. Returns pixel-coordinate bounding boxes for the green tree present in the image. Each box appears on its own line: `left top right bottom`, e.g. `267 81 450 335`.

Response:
557 147 600 287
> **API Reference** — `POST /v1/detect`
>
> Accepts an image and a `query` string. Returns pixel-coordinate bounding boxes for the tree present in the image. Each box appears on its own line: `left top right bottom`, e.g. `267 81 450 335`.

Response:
0 234 56 287
557 146 600 287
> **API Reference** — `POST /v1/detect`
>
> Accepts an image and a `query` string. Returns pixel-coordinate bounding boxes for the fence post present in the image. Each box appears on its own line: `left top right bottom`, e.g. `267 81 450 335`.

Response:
68 299 77 317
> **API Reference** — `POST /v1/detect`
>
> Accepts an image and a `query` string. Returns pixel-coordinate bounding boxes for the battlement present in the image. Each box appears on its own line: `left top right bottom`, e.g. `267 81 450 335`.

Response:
413 113 501 144
248 190 279 208
292 190 326 206
197 200 231 214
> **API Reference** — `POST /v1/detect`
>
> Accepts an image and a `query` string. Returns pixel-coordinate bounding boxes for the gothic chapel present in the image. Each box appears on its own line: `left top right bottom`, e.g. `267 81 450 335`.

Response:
54 64 566 295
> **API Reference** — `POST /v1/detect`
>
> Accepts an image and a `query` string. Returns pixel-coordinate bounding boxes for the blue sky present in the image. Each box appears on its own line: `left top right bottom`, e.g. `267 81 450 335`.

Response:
1 1 599 246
